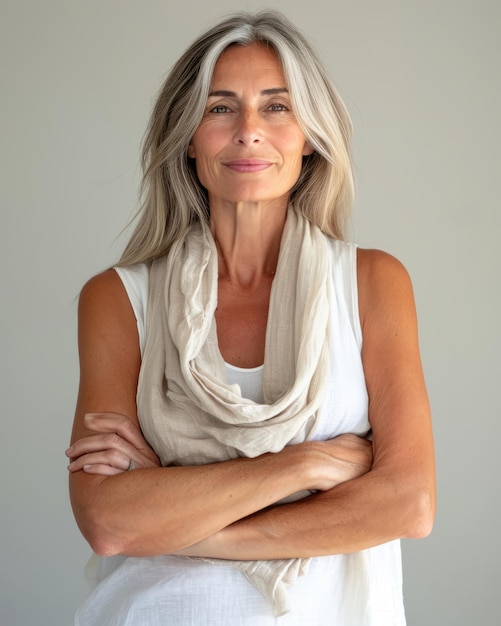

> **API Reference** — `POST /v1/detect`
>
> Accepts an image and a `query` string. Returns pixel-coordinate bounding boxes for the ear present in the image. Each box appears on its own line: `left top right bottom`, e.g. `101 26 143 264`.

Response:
302 142 315 156
187 142 196 159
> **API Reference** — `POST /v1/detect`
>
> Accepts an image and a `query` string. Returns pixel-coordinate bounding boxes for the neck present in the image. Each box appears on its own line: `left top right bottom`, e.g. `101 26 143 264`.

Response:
210 199 288 289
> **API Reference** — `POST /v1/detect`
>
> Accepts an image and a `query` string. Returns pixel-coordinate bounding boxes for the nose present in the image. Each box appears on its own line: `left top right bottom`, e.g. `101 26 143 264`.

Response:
233 109 264 146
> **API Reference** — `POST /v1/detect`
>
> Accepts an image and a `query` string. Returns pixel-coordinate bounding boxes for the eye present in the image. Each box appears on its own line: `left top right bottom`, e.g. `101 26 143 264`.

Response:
268 103 288 112
209 104 231 114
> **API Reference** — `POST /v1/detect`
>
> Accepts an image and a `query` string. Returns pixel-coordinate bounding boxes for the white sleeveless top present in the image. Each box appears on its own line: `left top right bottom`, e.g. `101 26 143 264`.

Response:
76 240 406 626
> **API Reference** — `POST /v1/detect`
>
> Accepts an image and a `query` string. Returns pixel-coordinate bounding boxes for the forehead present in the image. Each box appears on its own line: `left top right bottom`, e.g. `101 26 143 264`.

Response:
211 42 285 86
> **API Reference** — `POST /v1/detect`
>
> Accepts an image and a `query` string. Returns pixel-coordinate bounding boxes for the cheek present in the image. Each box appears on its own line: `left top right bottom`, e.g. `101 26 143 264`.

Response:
285 140 308 170
192 154 220 192
193 160 210 190
281 129 311 159
190 124 225 158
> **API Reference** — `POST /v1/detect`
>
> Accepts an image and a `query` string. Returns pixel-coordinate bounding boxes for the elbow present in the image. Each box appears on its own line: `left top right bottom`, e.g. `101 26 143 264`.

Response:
76 506 180 558
81 521 126 558
88 534 124 558
74 505 129 557
404 485 436 539
70 480 135 557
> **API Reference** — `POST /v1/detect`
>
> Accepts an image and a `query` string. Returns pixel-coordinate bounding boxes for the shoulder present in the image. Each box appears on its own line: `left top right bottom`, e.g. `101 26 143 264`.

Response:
79 269 130 313
356 248 416 331
357 247 410 281
356 248 413 294
78 270 138 342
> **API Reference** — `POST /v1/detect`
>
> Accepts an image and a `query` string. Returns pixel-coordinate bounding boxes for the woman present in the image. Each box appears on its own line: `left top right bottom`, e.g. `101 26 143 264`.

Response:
67 10 435 625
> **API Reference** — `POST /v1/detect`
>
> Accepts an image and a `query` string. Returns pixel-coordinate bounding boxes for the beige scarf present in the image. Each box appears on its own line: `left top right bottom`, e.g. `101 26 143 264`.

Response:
137 206 334 616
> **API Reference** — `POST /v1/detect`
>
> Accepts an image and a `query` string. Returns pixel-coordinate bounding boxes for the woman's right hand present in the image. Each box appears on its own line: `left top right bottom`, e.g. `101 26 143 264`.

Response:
303 434 373 492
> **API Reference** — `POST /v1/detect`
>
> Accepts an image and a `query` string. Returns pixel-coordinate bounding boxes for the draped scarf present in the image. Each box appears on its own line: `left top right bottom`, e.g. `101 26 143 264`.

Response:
137 206 335 615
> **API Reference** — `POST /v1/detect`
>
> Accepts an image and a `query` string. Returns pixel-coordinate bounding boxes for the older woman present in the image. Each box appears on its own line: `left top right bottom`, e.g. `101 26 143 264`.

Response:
67 10 435 625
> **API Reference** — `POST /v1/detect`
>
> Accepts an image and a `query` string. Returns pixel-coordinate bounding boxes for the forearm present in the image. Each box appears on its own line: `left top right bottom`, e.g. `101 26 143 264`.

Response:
178 465 435 560
70 447 312 558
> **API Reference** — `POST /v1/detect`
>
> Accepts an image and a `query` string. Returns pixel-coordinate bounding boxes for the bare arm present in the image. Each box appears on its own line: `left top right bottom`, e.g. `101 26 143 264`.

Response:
69 270 373 558
174 249 436 559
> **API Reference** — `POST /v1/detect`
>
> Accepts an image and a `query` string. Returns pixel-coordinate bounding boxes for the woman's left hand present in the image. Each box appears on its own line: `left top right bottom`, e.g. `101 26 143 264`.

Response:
66 412 161 475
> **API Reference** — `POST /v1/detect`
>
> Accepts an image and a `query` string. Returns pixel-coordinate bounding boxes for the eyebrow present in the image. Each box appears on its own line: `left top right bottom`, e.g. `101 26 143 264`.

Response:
208 88 289 97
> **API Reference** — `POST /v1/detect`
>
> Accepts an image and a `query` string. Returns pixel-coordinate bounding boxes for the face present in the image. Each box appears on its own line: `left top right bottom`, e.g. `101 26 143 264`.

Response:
188 42 313 210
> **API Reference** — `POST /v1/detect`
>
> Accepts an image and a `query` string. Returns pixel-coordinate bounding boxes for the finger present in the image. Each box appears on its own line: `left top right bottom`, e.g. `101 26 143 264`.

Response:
82 464 127 476
332 434 372 449
83 412 158 460
66 434 119 458
68 449 131 473
67 433 139 463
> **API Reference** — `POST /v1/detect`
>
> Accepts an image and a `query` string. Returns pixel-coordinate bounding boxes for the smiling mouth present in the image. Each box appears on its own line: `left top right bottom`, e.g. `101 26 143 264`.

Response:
224 159 273 173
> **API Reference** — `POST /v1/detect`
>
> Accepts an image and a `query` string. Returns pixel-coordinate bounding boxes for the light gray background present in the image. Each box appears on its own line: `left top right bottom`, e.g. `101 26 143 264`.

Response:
2 1 499 624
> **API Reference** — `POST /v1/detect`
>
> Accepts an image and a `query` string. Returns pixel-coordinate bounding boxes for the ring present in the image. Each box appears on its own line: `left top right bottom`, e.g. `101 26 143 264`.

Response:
128 459 136 471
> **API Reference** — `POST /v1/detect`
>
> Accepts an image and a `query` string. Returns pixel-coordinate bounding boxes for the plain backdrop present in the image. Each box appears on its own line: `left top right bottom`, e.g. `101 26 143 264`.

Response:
2 1 499 624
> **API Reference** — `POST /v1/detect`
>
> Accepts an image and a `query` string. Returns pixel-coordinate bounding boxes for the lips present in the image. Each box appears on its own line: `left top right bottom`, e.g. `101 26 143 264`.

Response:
224 159 273 173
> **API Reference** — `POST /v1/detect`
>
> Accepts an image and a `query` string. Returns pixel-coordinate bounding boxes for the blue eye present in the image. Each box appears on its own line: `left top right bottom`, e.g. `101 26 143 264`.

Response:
210 105 231 113
268 103 288 111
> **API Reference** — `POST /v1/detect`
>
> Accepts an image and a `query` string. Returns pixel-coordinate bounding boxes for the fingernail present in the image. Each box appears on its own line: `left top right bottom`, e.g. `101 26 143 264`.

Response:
65 447 73 456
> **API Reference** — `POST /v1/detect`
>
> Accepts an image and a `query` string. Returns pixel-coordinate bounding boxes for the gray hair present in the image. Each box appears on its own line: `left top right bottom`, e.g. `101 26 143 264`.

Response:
119 10 354 266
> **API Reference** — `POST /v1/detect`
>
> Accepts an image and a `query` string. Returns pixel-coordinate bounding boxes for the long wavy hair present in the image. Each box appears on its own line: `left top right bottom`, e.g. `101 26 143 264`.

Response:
118 10 354 266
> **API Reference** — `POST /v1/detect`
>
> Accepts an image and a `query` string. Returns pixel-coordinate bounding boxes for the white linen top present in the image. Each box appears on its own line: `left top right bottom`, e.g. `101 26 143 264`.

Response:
75 240 406 625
